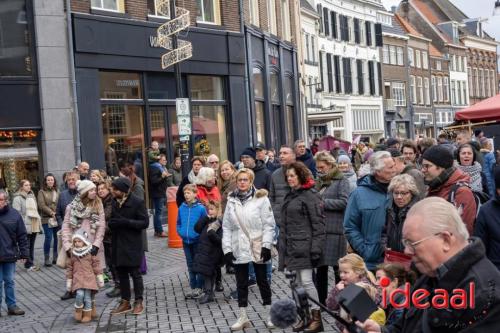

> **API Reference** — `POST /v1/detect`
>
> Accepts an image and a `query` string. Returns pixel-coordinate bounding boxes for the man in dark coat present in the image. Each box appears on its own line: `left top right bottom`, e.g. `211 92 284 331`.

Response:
474 166 500 270
148 154 172 237
56 170 79 300
0 190 28 316
359 197 500 333
240 147 271 191
108 177 149 316
294 140 317 177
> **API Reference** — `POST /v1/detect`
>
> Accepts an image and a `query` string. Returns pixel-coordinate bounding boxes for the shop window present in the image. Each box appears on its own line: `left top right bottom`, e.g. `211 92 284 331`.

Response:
284 76 295 145
191 106 227 160
190 76 223 100
196 0 221 25
101 105 144 177
0 0 33 77
100 72 142 99
270 73 280 103
253 68 266 145
147 0 170 18
147 73 177 99
91 0 125 12
0 130 40 194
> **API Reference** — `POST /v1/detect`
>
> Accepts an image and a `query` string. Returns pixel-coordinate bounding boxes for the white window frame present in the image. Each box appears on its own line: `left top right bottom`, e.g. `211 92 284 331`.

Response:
480 69 485 97
391 82 406 106
437 77 443 102
432 76 437 102
424 77 430 105
415 50 421 68
475 68 479 96
268 0 277 35
417 76 423 104
383 45 389 64
196 0 221 25
451 54 456 71
410 75 416 104
457 81 463 105
396 47 404 66
249 0 260 27
443 77 449 101
408 47 414 67
491 70 496 96
91 0 123 12
148 0 170 18
422 51 428 69
485 70 490 97
451 80 456 104
281 0 291 41
389 45 397 65
436 60 441 70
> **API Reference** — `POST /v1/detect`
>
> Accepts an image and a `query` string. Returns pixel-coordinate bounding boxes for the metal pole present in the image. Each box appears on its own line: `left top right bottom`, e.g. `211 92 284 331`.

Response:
170 0 190 177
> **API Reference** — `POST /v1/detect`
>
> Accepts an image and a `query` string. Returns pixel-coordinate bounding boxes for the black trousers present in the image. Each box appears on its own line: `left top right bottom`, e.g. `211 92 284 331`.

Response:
235 262 272 308
315 265 329 306
103 242 119 287
116 266 144 301
216 267 221 283
203 274 214 294
25 233 37 268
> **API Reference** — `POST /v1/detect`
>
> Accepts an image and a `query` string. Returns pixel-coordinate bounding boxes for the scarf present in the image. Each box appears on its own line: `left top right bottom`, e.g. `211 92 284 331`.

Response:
426 166 456 190
457 162 483 192
315 168 343 192
234 187 255 205
188 170 197 184
25 193 41 233
207 217 222 233
69 196 101 234
72 242 92 257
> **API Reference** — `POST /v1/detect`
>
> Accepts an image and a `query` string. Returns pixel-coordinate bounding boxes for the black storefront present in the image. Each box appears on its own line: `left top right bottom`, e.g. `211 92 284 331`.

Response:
245 26 301 150
0 0 42 194
72 13 247 182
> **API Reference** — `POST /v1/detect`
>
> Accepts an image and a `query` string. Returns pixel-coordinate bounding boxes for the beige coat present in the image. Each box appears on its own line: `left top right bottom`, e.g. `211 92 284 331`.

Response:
66 254 102 291
37 189 59 224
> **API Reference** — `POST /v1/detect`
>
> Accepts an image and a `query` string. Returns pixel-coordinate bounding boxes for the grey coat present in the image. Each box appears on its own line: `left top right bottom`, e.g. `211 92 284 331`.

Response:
316 170 350 267
269 167 290 227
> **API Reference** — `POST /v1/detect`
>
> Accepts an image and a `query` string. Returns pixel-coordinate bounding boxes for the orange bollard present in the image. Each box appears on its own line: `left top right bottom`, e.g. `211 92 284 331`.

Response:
167 187 182 248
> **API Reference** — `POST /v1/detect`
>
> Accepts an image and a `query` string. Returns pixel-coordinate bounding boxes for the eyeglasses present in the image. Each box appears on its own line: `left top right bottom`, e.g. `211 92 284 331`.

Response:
393 191 411 197
402 233 442 253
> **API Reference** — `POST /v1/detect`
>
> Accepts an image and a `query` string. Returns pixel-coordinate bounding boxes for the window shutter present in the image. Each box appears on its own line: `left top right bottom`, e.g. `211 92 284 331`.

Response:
334 55 341 93
375 23 383 47
326 54 333 93
323 8 330 36
357 59 364 95
368 61 375 95
331 11 337 39
343 58 352 94
317 4 323 34
354 18 360 44
365 21 372 46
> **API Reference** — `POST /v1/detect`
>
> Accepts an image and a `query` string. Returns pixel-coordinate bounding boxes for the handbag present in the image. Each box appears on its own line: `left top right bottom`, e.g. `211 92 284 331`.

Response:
47 217 58 228
56 230 69 269
384 249 412 271
234 206 277 263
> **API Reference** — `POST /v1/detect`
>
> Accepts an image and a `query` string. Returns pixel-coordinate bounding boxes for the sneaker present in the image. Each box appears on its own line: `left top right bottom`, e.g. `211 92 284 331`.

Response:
198 292 214 304
7 306 25 316
27 266 40 272
224 290 238 301
185 289 197 299
193 288 204 299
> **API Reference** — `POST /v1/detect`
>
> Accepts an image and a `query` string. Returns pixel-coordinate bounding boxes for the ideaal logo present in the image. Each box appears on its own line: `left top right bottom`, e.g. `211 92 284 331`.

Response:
379 276 475 310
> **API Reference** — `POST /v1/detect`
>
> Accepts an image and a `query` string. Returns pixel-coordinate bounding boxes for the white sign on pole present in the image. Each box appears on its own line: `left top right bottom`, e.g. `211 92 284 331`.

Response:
176 98 190 116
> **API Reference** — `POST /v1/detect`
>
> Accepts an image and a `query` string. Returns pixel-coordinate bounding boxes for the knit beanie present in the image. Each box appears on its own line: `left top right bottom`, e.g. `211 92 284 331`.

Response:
422 145 454 169
71 229 92 257
337 155 351 165
240 147 256 160
76 179 95 196
111 177 131 193
494 166 500 190
387 148 402 158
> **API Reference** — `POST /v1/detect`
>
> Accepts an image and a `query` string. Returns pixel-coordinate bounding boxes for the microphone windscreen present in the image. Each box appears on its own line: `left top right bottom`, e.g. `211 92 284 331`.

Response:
270 298 298 329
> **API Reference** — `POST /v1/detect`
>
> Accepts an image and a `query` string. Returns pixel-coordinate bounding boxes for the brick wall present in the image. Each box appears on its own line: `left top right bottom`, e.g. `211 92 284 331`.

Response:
71 0 241 32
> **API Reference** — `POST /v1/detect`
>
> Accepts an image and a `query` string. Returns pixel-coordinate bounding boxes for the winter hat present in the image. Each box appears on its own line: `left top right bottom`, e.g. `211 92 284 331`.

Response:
422 145 454 169
71 229 92 257
111 177 131 193
494 166 500 190
76 180 95 196
337 155 352 165
240 147 256 160
387 148 402 158
386 138 400 148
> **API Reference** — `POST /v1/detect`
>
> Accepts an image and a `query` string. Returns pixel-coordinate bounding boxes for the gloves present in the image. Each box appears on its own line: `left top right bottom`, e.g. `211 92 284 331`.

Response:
96 274 105 288
224 252 236 266
260 247 271 262
90 245 99 256
66 279 72 292
311 253 321 267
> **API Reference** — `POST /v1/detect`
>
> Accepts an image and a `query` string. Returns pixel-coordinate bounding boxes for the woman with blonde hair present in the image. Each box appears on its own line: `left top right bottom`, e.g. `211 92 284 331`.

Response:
218 160 237 213
62 180 106 317
89 170 105 185
12 179 42 271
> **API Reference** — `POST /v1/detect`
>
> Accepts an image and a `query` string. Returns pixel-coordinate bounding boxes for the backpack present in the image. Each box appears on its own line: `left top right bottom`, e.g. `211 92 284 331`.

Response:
448 181 490 217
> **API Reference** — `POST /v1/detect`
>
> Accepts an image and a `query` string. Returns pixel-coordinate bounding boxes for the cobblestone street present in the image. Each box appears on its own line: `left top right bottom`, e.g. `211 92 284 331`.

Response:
1 226 340 333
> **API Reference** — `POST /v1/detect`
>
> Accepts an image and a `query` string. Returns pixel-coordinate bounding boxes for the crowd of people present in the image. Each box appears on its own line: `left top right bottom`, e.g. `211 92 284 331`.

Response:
1 132 500 332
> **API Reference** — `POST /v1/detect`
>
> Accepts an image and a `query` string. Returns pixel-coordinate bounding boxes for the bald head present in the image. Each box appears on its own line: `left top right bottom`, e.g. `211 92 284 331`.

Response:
78 162 90 176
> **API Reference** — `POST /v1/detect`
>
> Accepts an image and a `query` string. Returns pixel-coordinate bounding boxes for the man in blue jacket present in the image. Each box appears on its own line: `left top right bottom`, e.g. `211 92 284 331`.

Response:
294 140 317 177
343 151 396 271
0 190 29 316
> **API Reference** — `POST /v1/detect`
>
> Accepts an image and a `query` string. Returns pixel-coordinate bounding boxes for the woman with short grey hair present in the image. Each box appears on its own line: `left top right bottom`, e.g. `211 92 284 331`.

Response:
383 174 421 254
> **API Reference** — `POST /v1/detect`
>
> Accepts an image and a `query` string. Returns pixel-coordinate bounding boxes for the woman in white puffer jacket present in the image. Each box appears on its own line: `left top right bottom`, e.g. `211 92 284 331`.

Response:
222 168 276 331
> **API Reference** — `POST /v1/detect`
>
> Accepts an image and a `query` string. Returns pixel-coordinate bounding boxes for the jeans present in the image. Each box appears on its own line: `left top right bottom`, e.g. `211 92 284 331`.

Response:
0 262 17 309
182 242 203 289
248 262 272 283
152 197 166 233
75 289 92 310
117 266 144 301
25 233 37 269
235 262 272 308
297 269 320 310
42 224 59 258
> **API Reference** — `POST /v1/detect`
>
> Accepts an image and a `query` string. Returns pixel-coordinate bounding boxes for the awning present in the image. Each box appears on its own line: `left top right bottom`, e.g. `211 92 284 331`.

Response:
455 94 500 122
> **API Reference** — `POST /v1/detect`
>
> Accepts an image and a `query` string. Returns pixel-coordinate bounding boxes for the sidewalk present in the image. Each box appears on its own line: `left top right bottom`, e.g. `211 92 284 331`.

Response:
1 226 340 332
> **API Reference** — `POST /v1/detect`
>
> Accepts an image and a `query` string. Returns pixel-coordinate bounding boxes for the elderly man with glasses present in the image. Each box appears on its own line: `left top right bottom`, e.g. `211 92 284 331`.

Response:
358 197 500 333
420 145 477 234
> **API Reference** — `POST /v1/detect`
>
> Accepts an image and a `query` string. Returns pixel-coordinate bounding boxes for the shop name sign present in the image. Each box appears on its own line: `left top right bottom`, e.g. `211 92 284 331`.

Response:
155 0 193 69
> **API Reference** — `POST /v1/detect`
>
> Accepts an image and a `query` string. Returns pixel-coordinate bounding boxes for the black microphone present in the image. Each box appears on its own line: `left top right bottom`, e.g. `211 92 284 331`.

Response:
270 298 298 329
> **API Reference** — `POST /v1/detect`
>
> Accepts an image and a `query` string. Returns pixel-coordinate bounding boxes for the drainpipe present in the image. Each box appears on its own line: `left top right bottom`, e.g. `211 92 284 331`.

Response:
239 0 253 146
65 0 81 164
